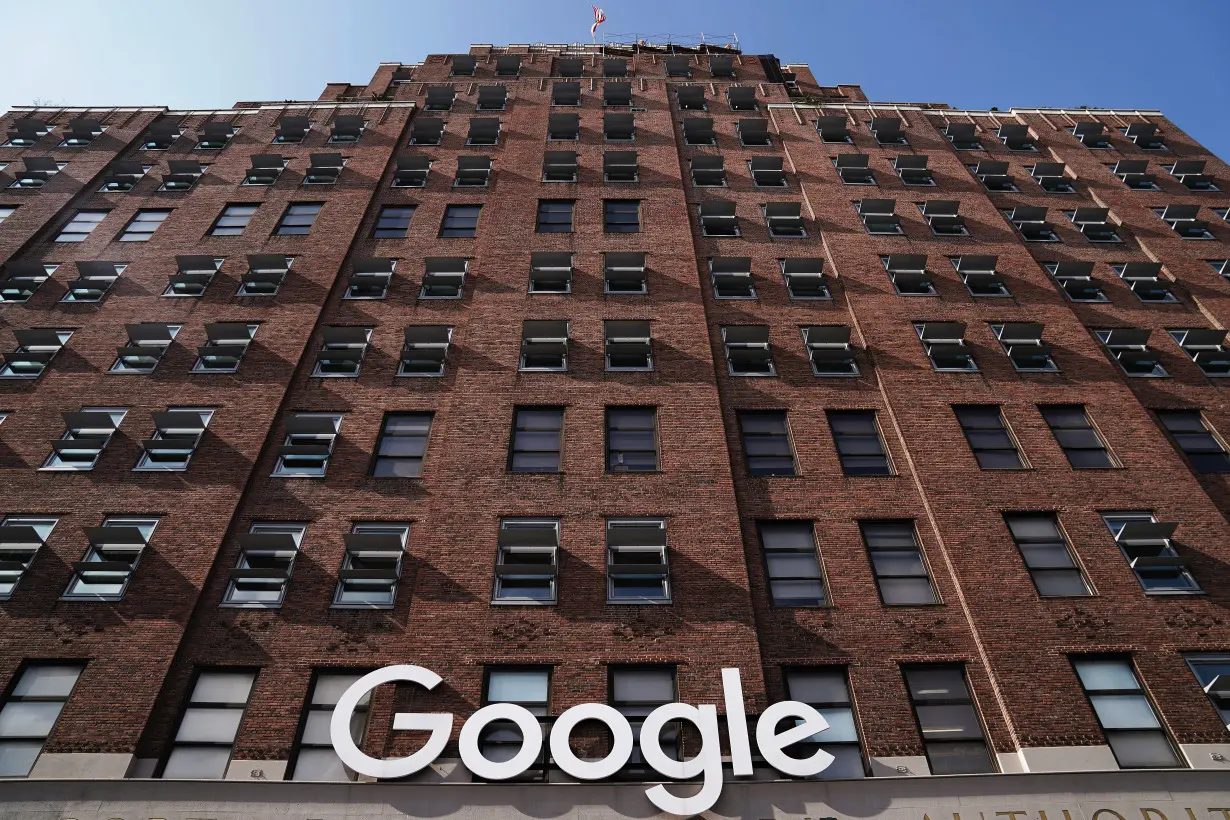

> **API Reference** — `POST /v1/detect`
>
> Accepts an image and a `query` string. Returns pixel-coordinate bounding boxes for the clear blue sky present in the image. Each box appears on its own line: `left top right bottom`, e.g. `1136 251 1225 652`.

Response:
4 0 1228 160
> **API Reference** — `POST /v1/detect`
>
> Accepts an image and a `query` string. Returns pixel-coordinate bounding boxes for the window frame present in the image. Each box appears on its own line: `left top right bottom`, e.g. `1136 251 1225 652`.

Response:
758 521 828 608
606 518 670 604
332 523 408 610
287 670 373 781
737 410 797 477
861 521 938 606
1071 656 1183 770
371 412 434 478
902 664 995 775
606 406 660 473
827 409 894 476
157 668 258 779
1003 513 1093 598
509 407 564 473
272 202 322 236
439 204 482 238
0 662 85 778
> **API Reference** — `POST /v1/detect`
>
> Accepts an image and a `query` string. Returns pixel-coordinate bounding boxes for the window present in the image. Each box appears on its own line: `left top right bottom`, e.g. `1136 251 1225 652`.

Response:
915 322 976 372
1096 329 1167 377
469 119 503 149
393 154 430 187
193 322 258 373
0 206 17 224
43 407 127 471
750 157 787 188
410 117 445 145
1123 123 1164 149
604 199 640 233
965 160 1014 191
783 669 866 778
951 255 1009 297
237 254 290 296
509 407 563 473
224 523 305 606
372 413 433 477
61 261 124 303
135 408 213 471
1072 658 1181 769
0 517 57 599
1155 409 1230 473
605 252 647 294
552 81 581 106
1065 208 1120 242
605 320 652 370
699 201 738 236
611 667 677 775
334 524 408 609
816 116 851 143
710 257 755 299
59 118 103 147
165 255 221 297
209 204 258 237
100 161 150 192
312 327 372 377
330 115 364 143
992 322 1058 372
604 57 628 77
497 55 522 76
759 522 826 606
834 154 874 185
272 413 342 477
998 124 1036 151
856 199 901 234
722 325 774 376
1153 205 1212 239
682 117 715 146
346 258 394 299
676 86 707 111
0 329 73 380
160 670 256 778
55 209 108 242
604 112 634 141
919 201 967 235
737 118 770 146
802 325 857 376
943 122 981 150
738 411 795 476
455 155 492 186
529 252 572 293
440 204 481 237
289 673 372 781
480 668 550 779
1111 159 1157 190
1004 514 1091 597
9 158 66 189
1169 329 1230 375
1210 259 1229 279
1046 261 1106 302
607 518 669 603
520 321 569 371
603 150 637 182
494 519 559 603
63 517 158 600
0 664 84 777
1101 511 1198 593
765 202 805 237
425 87 456 110
1004 205 1058 240
1071 122 1111 149
400 326 453 376
115 209 170 242
1185 656 1230 730
536 200 573 233
895 155 934 186
828 410 892 476
549 113 580 141
196 122 236 149
1114 263 1174 303
1040 405 1115 468
861 520 936 604
273 203 321 236
243 154 287 185
782 258 829 299
373 205 415 238
304 153 344 184
607 407 659 472
869 117 906 145
903 665 993 774
450 54 476 75
1166 160 1216 191
954 405 1024 469
544 150 578 182
4 118 52 147
274 116 309 143
0 262 54 304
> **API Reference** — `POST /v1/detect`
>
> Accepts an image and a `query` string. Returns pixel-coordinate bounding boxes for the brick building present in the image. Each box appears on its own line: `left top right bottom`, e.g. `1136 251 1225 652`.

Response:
0 39 1227 819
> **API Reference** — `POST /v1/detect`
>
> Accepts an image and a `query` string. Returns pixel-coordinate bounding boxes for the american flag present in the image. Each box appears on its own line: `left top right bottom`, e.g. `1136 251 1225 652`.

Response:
591 5 606 36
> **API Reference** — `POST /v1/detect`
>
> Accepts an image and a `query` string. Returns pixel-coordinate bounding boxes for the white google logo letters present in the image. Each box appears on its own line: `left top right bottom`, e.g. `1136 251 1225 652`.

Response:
331 665 835 816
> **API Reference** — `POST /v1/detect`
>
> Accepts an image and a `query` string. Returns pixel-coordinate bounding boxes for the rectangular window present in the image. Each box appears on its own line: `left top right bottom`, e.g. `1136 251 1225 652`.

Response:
420 257 466 299
224 523 305 607
372 412 433 478
1040 405 1115 468
529 252 572 293
0 205 19 224
903 665 994 774
0 664 84 777
759 521 826 606
63 517 158 600
346 258 393 299
55 209 108 242
43 407 127 471
605 320 652 370
954 406 1024 469
61 261 124 303
160 670 256 778
494 519 559 603
802 325 857 376
1004 513 1092 597
209 204 258 237
782 258 830 299
272 413 342 477
440 204 481 237
722 325 774 375
992 322 1059 372
311 327 372 377
520 321 569 371
1101 511 1198 593
1156 409 1230 473
738 411 796 476
481 668 550 780
192 322 257 373
334 523 408 609
915 322 976 372
1072 657 1181 769
509 407 563 473
118 209 170 242
111 322 181 373
289 672 372 781
273 203 321 236
607 407 659 472
783 669 866 778
611 667 676 775
1185 655 1230 730
0 262 55 303
604 199 640 233
607 518 669 603
1096 329 1167 377
0 517 57 599
400 326 453 376
536 200 574 233
135 408 213 471
862 521 937 605
373 205 415 239
0 328 73 380
1168 328 1230 375
827 410 892 476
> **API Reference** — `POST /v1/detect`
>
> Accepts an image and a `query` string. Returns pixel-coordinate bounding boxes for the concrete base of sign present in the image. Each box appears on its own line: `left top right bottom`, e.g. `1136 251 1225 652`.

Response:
2 768 1227 820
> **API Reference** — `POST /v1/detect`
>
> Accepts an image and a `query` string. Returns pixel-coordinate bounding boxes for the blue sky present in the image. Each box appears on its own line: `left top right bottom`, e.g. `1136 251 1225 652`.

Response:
4 0 1228 159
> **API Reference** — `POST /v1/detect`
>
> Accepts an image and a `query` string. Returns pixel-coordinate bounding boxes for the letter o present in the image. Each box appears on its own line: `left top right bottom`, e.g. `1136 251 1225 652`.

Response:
458 703 543 780
549 703 634 780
